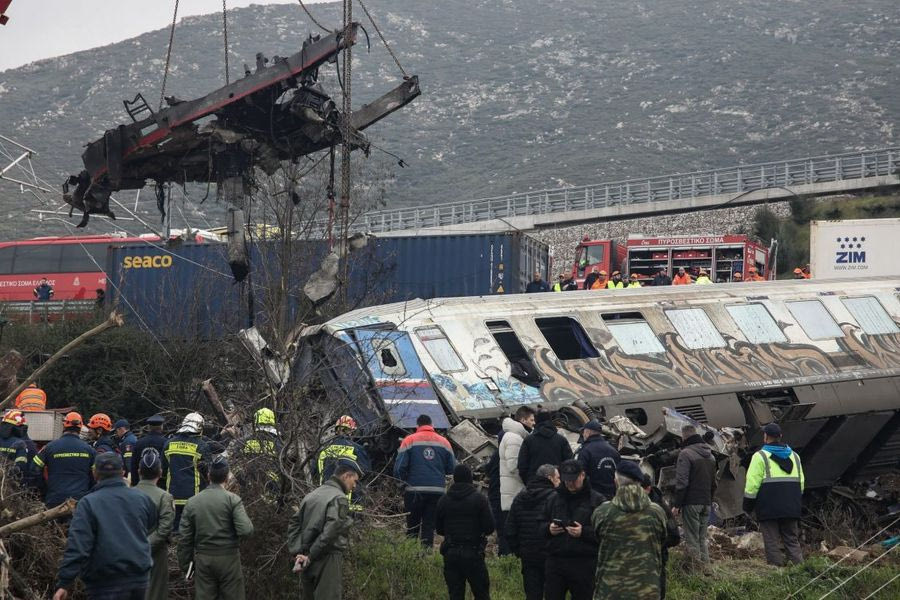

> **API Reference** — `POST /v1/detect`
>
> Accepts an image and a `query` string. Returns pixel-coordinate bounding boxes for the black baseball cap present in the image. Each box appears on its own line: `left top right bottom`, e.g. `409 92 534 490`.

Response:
559 459 584 482
94 452 124 475
762 422 782 437
581 420 603 433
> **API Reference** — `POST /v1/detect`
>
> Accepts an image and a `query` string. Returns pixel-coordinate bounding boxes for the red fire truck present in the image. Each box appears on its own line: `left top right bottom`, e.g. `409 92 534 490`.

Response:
571 234 770 286
0 235 160 302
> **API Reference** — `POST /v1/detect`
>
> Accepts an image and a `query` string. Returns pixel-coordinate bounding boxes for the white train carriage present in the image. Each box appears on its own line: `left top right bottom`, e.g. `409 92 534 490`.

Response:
303 277 900 489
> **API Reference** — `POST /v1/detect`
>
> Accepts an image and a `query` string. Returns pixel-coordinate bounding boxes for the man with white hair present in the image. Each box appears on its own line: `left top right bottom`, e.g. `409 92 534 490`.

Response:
591 460 667 600
163 412 211 530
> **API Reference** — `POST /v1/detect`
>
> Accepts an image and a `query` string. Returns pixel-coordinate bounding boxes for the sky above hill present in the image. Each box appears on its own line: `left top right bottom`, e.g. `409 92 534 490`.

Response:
0 0 331 71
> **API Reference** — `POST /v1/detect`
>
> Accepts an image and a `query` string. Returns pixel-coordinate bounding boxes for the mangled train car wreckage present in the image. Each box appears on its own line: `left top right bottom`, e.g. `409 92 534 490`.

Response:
64 23 419 279
300 277 900 515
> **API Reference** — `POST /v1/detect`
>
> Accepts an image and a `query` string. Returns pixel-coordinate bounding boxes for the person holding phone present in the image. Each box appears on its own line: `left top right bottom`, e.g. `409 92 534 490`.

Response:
540 460 605 600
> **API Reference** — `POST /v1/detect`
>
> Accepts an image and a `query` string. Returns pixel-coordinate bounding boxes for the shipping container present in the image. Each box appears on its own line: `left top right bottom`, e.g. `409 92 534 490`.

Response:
105 232 550 337
810 218 900 279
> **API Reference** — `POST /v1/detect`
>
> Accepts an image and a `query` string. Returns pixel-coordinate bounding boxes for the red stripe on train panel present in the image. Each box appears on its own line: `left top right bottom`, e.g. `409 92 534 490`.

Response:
0 273 106 301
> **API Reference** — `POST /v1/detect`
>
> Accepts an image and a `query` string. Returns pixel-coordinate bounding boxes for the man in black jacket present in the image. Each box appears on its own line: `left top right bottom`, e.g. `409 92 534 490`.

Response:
129 415 168 487
672 424 717 564
517 411 573 484
575 420 619 499
643 474 681 599
435 464 495 600
506 464 560 600
541 460 604 600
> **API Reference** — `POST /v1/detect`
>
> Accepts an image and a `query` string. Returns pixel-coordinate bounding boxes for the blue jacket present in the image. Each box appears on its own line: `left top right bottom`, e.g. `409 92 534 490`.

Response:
164 433 211 504
393 425 456 494
129 431 168 487
576 434 620 499
116 430 138 463
0 434 28 476
33 433 96 507
93 434 118 455
56 478 156 592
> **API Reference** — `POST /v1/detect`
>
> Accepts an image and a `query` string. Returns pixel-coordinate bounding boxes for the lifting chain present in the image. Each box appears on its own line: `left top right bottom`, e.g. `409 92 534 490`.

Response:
158 0 180 110
222 0 230 84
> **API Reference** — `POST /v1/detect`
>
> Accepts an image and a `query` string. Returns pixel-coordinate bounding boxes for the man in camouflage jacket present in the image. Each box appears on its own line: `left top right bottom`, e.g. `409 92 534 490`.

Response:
591 460 667 600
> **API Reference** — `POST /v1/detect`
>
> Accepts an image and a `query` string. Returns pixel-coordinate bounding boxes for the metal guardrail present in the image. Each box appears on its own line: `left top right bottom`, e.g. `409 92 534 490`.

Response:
345 148 900 233
0 300 98 322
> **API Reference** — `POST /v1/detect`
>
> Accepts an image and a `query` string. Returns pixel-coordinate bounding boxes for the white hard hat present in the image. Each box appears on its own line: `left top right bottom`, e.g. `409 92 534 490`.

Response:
178 412 204 434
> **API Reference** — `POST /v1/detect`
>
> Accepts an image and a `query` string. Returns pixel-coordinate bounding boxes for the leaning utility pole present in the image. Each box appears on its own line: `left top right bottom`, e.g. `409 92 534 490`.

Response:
338 0 353 297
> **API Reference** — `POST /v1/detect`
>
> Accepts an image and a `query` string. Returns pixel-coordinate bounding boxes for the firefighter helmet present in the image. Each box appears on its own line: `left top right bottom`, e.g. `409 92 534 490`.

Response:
2 410 26 426
335 415 357 431
88 413 113 431
254 408 276 426
178 412 204 434
63 412 83 428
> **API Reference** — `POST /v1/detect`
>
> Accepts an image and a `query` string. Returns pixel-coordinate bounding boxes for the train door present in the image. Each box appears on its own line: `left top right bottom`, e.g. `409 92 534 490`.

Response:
351 328 450 429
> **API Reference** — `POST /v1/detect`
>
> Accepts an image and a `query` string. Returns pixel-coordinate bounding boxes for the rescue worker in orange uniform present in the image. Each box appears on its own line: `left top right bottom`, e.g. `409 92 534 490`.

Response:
747 266 765 282
87 414 117 454
673 267 692 285
793 268 806 280
15 383 47 411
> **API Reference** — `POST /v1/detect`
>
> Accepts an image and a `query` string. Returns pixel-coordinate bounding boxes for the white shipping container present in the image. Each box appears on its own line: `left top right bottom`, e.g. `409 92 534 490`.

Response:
810 218 900 279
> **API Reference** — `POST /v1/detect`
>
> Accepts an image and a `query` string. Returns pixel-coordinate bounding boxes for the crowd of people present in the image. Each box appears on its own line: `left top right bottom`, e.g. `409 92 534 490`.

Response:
527 263 812 293
0 392 807 600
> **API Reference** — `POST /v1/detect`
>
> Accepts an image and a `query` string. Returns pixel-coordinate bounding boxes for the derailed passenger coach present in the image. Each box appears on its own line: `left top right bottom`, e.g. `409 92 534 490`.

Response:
301 277 900 494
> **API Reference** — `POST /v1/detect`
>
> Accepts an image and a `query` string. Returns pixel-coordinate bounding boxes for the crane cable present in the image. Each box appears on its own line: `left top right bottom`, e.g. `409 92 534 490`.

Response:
158 0 180 110
297 0 329 33
355 0 408 78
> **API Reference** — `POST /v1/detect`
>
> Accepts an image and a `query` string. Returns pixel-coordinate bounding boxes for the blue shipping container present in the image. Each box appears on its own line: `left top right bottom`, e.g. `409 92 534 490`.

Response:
105 232 549 337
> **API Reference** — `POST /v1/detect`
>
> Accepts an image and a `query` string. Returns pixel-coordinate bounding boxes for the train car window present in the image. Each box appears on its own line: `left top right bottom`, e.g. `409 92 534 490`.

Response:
665 308 726 349
0 246 14 274
415 326 466 372
625 408 648 426
535 316 600 360
725 304 787 344
786 300 843 340
841 297 899 335
486 320 543 387
59 244 107 273
369 338 406 377
11 245 62 275
601 313 665 355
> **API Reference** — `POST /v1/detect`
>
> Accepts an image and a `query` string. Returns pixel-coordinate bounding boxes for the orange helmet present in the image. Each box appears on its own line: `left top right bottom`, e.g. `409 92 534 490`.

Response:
88 413 113 432
335 415 357 431
63 412 83 428
2 410 27 426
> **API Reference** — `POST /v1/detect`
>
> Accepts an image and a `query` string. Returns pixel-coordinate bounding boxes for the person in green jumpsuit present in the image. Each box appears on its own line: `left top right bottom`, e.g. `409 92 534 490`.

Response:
134 448 175 600
177 456 254 600
287 458 361 600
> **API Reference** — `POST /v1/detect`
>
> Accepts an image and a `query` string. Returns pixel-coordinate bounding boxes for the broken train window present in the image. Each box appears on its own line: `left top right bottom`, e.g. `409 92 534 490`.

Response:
535 316 600 360
415 326 466 372
601 312 665 355
486 320 543 387
664 308 726 350
841 296 899 335
368 337 406 378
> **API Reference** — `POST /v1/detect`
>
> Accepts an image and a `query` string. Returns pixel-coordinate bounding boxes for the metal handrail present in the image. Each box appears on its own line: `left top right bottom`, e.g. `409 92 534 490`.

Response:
333 147 899 233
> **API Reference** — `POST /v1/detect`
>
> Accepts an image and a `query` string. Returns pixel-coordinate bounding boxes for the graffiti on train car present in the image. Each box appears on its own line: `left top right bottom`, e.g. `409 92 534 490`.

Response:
527 324 900 404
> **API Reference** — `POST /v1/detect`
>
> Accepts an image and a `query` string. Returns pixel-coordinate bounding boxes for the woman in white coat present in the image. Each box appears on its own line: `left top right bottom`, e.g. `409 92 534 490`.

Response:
499 407 535 512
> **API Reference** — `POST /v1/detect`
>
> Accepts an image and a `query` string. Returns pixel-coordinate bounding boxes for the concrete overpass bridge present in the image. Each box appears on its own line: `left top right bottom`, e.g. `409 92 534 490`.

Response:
351 148 900 236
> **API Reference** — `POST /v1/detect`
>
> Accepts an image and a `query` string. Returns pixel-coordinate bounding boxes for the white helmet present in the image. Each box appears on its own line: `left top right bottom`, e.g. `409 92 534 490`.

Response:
178 412 204 434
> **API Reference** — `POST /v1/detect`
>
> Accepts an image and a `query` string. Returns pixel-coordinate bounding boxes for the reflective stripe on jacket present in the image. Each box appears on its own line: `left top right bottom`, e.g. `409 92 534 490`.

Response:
163 434 210 504
743 448 804 520
15 387 46 410
393 425 456 494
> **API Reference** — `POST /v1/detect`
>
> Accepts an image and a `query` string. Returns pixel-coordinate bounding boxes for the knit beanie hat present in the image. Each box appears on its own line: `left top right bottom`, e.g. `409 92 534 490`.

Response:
453 463 473 484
